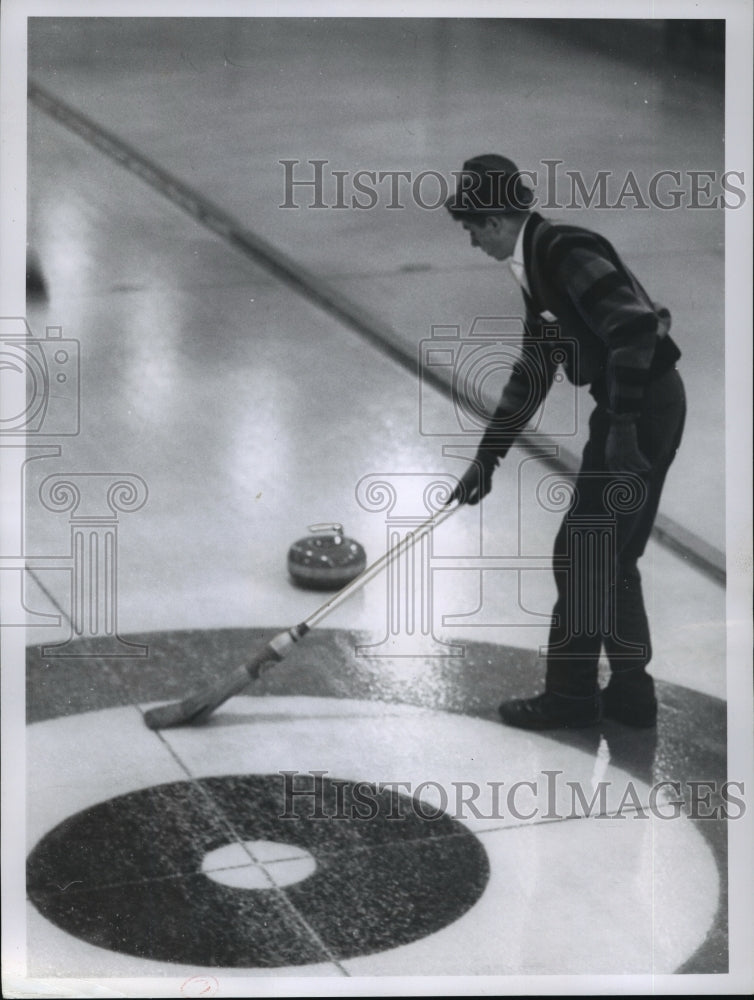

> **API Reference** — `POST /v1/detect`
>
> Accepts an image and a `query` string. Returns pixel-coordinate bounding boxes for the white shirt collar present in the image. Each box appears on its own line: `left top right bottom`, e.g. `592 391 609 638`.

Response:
508 215 530 294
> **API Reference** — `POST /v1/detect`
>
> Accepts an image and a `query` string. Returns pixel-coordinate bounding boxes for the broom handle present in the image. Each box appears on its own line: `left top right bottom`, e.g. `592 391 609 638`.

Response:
302 501 460 630
143 501 461 729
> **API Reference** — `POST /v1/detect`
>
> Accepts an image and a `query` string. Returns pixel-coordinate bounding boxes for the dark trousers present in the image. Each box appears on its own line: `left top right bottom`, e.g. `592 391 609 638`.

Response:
545 368 686 699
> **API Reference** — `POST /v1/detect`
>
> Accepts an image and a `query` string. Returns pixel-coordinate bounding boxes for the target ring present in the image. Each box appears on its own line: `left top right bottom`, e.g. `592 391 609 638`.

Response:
26 692 721 976
27 772 489 967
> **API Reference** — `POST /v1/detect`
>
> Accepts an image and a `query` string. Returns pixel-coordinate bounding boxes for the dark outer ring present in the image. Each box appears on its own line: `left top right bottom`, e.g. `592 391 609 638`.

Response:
26 627 728 973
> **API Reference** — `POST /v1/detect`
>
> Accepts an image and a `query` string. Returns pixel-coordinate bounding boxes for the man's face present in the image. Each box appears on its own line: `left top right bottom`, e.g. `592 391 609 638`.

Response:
462 215 522 261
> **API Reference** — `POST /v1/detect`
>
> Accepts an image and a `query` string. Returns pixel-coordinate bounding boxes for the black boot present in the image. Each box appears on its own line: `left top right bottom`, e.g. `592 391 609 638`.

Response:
602 672 657 728
498 692 601 730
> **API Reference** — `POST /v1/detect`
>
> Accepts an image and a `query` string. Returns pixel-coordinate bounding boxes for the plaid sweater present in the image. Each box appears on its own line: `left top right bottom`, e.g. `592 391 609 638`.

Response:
482 212 681 451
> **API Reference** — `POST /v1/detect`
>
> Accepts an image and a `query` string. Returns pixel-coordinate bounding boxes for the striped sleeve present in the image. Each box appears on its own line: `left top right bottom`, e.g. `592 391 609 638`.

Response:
543 232 658 415
479 314 557 458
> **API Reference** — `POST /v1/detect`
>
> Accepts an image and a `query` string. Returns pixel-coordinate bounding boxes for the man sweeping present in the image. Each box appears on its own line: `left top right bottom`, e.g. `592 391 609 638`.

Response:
447 154 686 730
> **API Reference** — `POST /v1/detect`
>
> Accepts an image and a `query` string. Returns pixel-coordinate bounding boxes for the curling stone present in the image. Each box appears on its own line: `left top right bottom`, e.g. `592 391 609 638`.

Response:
26 249 48 301
287 523 367 591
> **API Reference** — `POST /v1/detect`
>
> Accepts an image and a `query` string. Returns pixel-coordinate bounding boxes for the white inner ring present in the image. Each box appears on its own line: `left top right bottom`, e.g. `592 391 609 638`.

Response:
201 839 317 890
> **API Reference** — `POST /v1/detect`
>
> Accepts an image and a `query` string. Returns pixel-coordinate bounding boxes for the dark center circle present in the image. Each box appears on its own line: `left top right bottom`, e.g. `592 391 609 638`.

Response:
27 773 490 967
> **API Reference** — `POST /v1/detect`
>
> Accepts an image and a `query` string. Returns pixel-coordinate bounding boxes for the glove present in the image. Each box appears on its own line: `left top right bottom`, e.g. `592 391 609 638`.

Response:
449 452 498 506
606 414 651 475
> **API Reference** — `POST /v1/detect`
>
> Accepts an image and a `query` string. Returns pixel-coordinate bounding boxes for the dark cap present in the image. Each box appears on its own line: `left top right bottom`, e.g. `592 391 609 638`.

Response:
446 153 534 216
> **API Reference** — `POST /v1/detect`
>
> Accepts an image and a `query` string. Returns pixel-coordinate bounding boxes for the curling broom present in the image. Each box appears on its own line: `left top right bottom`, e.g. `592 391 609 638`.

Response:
143 500 460 729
